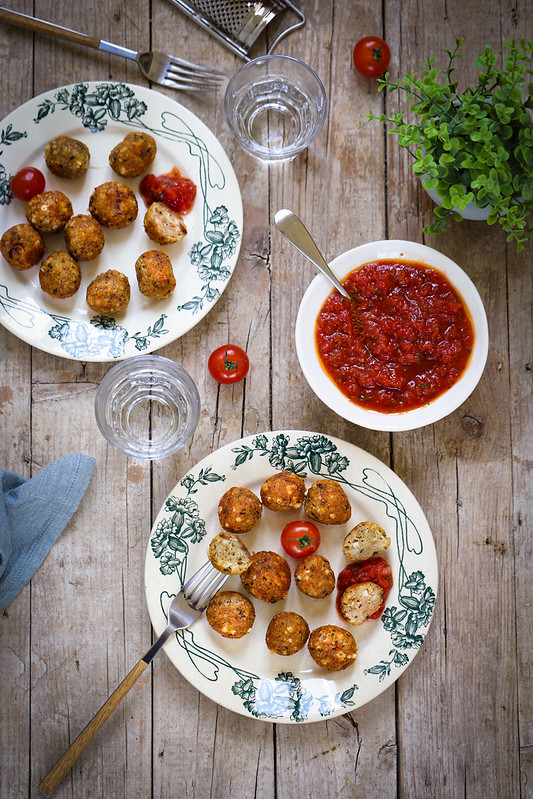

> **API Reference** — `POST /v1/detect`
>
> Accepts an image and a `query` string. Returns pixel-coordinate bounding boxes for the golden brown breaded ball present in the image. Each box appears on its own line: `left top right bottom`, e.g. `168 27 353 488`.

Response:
307 625 357 671
64 214 105 262
265 611 310 656
0 223 45 270
218 486 262 534
304 479 352 525
294 553 335 599
44 135 90 178
108 132 156 178
240 550 291 603
25 190 73 233
207 531 252 575
86 269 130 315
39 251 81 298
88 182 138 229
343 521 391 563
143 201 187 245
260 471 306 512
339 582 384 625
206 591 255 639
135 250 176 300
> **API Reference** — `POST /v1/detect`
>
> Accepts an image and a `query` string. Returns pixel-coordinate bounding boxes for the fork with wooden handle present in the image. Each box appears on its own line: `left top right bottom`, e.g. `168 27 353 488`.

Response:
0 6 222 92
37 562 228 797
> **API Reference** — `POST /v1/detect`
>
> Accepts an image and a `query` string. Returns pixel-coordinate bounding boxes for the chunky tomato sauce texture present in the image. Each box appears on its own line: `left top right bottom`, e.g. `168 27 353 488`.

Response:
140 167 197 213
315 260 475 413
336 557 393 620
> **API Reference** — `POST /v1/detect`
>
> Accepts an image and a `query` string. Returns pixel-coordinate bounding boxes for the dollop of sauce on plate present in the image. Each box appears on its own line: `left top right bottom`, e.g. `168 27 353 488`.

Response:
140 167 196 214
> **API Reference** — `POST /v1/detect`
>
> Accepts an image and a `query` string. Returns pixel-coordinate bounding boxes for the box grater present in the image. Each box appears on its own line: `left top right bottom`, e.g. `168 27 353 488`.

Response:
165 0 306 60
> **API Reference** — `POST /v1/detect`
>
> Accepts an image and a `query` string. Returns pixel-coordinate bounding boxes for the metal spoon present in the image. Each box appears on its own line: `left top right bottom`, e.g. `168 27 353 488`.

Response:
274 209 351 299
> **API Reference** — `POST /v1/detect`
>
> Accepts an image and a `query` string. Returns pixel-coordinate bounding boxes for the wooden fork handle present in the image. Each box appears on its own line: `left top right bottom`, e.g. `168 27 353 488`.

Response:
37 658 148 797
0 7 102 50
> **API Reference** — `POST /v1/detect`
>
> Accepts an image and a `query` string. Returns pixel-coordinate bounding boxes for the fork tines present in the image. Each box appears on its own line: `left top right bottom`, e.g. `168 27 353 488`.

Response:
183 561 227 608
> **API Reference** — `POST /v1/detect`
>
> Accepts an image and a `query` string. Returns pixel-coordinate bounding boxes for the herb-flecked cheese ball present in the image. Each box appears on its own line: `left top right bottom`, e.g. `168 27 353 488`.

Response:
265 611 310 655
218 486 262 534
307 625 357 671
206 591 255 639
304 478 352 525
0 223 45 270
25 190 73 234
260 471 306 511
44 135 90 178
89 182 138 229
240 550 291 603
294 553 335 599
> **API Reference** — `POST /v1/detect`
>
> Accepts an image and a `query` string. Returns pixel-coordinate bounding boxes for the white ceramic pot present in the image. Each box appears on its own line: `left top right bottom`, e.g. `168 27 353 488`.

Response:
424 184 491 221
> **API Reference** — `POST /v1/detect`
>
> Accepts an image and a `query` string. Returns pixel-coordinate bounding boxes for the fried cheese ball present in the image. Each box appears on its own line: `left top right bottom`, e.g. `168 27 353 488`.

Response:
25 190 73 233
135 250 176 299
206 591 255 639
260 471 306 512
294 554 335 599
207 530 252 575
39 251 81 298
64 214 105 262
339 582 384 625
143 201 187 245
307 625 357 671
86 269 130 315
240 550 291 603
44 135 90 178
88 182 138 229
0 223 45 270
343 521 391 563
265 611 310 656
108 132 156 178
218 486 262 534
304 479 351 525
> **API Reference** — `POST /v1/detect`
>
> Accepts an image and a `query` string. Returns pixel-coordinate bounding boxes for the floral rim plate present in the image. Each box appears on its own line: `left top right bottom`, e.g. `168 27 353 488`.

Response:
0 82 242 361
144 430 438 724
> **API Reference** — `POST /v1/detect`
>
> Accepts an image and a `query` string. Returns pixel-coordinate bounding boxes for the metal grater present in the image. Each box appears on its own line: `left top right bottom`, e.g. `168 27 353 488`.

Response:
165 0 306 60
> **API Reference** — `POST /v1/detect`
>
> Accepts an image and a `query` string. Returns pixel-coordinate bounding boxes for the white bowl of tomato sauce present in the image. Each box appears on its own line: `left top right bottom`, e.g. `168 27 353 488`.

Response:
295 240 489 431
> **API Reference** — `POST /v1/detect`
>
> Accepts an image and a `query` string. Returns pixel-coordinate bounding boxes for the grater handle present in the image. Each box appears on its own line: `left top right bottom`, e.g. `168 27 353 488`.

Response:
266 0 305 55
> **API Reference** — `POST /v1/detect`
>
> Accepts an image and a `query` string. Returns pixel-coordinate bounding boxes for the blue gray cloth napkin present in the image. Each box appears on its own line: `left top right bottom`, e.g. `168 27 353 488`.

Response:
0 453 95 612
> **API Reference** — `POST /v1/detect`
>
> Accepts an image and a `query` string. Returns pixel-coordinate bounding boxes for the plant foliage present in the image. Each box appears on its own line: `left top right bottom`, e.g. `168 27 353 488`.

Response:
367 38 533 250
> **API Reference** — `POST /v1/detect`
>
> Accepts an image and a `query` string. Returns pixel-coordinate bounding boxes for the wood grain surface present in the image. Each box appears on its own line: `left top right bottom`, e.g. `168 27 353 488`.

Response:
0 1 531 797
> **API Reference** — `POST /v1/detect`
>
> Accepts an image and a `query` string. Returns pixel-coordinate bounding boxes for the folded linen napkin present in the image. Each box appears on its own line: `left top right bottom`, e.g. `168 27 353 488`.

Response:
0 453 95 612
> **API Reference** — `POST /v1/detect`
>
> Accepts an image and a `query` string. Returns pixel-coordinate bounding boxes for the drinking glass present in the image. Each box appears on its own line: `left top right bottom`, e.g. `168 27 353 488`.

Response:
94 355 200 459
224 54 327 164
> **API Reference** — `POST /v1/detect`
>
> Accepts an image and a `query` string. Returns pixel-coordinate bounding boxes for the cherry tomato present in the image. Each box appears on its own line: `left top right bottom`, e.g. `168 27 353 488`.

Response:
281 521 321 558
208 345 249 384
336 556 393 619
352 36 391 78
10 167 46 201
140 167 197 214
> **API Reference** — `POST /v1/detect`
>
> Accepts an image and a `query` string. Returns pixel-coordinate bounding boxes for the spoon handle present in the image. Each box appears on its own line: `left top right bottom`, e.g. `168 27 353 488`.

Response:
274 209 350 299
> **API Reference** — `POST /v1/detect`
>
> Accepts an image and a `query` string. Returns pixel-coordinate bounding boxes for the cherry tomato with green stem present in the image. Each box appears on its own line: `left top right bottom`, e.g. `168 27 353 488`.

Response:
281 521 321 558
352 36 390 78
208 344 250 384
10 167 46 201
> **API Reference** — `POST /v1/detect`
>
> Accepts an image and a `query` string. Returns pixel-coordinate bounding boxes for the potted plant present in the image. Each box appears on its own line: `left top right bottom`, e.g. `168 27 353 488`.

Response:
367 38 533 251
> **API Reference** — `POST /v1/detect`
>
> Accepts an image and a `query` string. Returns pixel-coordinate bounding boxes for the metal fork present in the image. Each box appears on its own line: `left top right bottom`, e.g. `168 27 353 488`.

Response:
0 7 222 92
37 561 228 797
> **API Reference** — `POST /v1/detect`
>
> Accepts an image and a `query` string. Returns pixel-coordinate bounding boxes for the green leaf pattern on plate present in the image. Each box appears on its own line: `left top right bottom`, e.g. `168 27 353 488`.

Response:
151 433 436 721
0 82 241 359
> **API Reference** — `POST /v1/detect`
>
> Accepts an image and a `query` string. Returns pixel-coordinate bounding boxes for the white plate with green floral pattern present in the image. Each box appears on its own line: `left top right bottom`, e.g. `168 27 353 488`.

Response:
0 82 242 360
145 430 438 723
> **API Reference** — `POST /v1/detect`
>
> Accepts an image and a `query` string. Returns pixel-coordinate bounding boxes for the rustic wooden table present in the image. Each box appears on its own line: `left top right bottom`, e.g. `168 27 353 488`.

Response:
1 1 531 797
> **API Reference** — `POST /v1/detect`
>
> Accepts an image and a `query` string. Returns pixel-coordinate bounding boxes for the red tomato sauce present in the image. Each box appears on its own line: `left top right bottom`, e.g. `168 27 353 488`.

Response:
336 557 393 620
140 167 196 214
315 260 475 413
